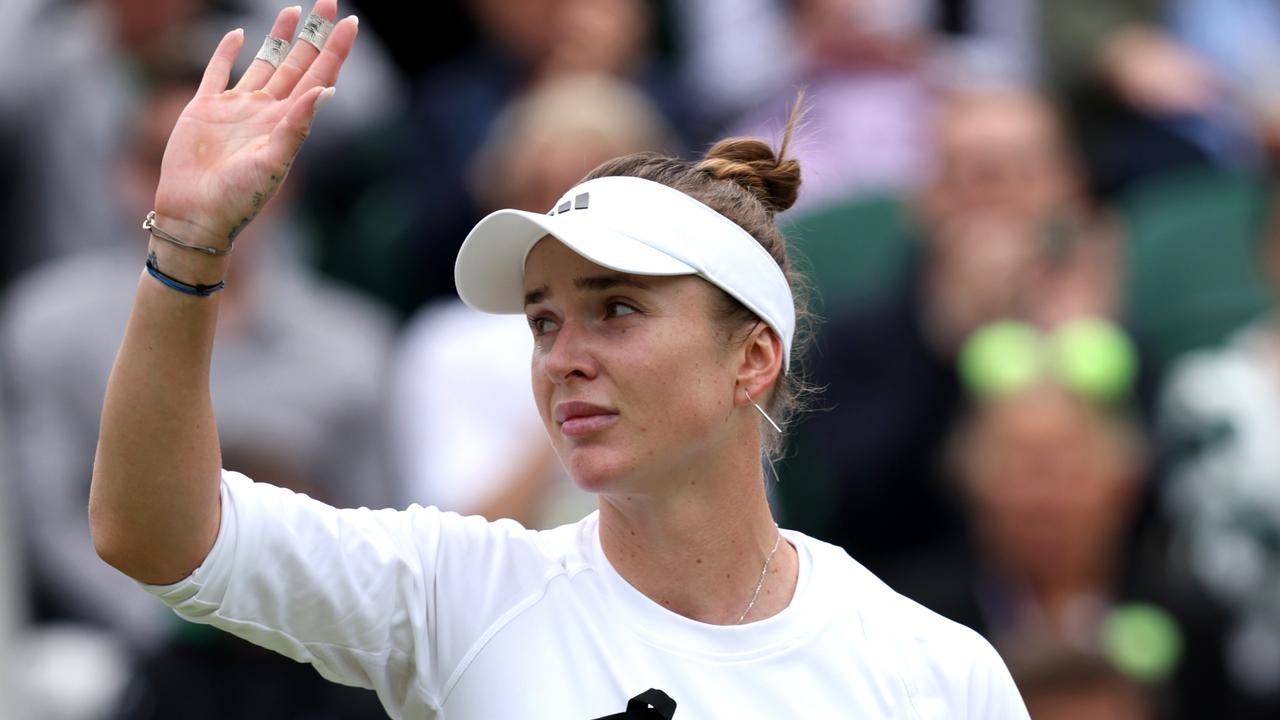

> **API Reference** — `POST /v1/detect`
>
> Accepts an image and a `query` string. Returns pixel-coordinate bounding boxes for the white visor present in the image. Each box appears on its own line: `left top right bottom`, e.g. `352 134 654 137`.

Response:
454 176 796 372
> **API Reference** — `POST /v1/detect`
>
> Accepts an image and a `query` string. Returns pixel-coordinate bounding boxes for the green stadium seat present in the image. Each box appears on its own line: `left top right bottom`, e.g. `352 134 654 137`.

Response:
780 193 916 319
1119 167 1273 374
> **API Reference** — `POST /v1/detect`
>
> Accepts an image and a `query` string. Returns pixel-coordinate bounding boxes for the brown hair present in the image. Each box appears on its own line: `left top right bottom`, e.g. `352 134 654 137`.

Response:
579 102 814 457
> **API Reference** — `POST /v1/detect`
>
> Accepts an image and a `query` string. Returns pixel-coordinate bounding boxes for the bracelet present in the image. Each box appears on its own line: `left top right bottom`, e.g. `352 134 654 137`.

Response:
145 255 225 297
143 211 234 256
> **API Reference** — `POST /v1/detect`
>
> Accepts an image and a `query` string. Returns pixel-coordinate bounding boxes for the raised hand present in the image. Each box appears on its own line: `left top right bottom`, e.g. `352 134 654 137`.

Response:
151 0 358 252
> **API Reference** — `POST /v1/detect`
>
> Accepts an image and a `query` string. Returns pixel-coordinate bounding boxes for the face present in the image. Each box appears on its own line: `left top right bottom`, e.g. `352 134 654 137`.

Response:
962 386 1137 581
523 238 743 493
925 91 1076 228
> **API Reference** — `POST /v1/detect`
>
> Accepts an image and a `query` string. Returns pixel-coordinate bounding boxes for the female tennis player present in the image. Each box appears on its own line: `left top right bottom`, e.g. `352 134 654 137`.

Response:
90 2 1029 717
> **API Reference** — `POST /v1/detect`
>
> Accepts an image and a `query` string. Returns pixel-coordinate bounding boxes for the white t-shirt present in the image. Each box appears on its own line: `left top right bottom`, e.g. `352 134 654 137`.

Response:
145 471 1029 719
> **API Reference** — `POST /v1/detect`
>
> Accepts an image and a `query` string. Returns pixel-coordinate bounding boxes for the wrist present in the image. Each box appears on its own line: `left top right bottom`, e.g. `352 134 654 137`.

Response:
147 237 232 287
150 211 236 253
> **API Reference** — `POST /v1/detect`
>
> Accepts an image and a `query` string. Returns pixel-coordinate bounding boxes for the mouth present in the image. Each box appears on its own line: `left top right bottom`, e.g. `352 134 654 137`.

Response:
554 401 619 438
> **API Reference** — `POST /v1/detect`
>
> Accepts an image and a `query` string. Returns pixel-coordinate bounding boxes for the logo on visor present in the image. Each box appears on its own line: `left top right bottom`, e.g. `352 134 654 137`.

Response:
549 192 590 216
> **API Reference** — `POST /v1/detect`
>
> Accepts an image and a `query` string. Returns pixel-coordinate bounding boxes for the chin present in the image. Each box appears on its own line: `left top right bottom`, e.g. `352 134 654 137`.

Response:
561 445 638 494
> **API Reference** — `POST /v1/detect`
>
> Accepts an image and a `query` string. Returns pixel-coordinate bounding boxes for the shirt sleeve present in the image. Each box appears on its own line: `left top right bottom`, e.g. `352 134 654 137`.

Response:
886 596 1031 719
142 470 552 717
962 635 1031 720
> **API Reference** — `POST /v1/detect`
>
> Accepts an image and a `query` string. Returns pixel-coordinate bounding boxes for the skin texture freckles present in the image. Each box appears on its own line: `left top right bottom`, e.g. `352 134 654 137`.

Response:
523 238 740 496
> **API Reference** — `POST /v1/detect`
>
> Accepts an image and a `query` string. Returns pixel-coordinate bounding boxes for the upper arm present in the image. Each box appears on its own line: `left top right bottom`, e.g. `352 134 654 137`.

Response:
146 471 437 709
147 470 553 713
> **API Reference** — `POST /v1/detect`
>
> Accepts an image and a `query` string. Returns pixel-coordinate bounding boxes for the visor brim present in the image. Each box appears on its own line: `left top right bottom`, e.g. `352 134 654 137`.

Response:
454 209 698 314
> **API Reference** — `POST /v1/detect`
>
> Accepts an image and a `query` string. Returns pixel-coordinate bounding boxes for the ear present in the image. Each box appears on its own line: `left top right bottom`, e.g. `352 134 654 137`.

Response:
734 323 784 407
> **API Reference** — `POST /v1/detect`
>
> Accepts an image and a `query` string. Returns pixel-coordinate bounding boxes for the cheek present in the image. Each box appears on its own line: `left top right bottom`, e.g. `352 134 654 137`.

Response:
621 335 732 436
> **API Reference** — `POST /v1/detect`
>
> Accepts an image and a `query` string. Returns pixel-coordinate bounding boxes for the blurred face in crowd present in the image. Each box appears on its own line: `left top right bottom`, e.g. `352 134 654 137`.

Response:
477 75 673 214
791 0 926 69
503 133 624 213
922 211 1044 347
523 240 751 493
469 0 648 77
922 209 1122 349
960 384 1140 587
923 90 1078 230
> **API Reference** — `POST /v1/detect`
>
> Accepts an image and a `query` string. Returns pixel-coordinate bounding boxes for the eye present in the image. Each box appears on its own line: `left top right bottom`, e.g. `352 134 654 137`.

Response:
605 301 639 319
528 315 559 335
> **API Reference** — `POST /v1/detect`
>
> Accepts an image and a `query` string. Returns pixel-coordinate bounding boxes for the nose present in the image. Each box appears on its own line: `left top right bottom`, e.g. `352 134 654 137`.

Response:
538 318 598 385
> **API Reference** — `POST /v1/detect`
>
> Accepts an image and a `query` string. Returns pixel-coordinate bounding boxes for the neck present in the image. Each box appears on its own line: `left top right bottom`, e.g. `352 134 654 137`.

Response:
596 432 798 625
1014 551 1117 628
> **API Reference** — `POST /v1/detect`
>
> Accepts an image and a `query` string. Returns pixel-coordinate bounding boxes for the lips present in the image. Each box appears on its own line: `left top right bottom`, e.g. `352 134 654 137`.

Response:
554 401 619 438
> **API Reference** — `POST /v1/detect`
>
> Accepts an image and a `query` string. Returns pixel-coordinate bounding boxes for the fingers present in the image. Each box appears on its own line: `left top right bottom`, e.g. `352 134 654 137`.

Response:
288 15 358 102
263 0 338 100
234 5 303 92
266 85 333 170
197 28 245 96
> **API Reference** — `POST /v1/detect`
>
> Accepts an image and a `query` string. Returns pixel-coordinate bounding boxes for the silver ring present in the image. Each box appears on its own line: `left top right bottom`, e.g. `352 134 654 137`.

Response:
254 35 290 68
298 14 334 51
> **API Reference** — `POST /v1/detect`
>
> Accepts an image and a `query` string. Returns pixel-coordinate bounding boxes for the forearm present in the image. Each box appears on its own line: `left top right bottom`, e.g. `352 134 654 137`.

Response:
90 0 355 583
90 236 230 584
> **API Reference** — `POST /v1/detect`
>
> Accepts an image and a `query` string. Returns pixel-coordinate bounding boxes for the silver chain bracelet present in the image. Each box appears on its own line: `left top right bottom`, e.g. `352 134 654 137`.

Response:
143 211 234 257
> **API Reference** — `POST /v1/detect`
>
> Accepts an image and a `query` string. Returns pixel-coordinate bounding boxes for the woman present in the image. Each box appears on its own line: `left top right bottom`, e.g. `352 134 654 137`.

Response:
90 2 1029 717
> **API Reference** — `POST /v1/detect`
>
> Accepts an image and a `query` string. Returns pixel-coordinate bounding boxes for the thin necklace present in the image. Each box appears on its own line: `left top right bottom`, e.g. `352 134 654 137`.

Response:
736 528 782 624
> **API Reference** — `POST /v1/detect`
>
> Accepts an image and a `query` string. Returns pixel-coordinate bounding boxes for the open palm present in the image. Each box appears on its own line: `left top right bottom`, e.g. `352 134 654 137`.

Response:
153 0 357 248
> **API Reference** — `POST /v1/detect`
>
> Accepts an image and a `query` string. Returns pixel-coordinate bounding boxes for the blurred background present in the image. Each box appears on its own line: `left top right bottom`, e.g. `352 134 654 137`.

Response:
2 0 1280 717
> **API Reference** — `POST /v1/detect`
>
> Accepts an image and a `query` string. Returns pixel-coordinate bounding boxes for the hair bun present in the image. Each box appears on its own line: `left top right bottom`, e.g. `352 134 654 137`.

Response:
696 137 801 215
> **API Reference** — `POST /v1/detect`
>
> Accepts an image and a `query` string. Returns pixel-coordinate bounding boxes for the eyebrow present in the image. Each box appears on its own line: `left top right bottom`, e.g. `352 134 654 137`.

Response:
523 274 652 307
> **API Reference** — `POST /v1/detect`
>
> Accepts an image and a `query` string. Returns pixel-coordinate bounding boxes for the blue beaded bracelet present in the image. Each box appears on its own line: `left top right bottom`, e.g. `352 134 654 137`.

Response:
145 256 225 297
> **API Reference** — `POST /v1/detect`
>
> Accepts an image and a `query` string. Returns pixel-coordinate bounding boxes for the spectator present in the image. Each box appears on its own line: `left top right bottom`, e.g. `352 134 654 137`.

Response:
392 74 673 527
1039 0 1256 197
1168 0 1280 163
0 55 394 717
392 0 688 312
0 0 401 279
890 320 1235 718
1157 187 1280 713
732 0 936 211
789 84 1118 570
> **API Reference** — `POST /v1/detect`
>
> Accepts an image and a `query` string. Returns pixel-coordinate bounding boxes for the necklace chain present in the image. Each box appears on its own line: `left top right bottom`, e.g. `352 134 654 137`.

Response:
736 528 782 624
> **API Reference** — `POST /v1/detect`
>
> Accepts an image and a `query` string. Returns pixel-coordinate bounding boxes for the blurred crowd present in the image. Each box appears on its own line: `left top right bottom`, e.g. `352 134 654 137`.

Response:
2 0 1280 718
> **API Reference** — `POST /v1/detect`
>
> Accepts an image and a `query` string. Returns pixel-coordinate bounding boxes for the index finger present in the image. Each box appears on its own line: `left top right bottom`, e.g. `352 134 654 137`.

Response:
197 28 245 96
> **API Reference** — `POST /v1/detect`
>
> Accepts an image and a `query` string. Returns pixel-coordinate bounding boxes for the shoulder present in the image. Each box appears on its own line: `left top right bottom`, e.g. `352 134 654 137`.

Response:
415 505 597 601
804 534 989 650
798 534 1028 718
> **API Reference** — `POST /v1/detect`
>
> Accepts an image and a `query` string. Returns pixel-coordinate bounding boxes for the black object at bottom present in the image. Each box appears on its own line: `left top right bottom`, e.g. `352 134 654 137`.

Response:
592 689 677 719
